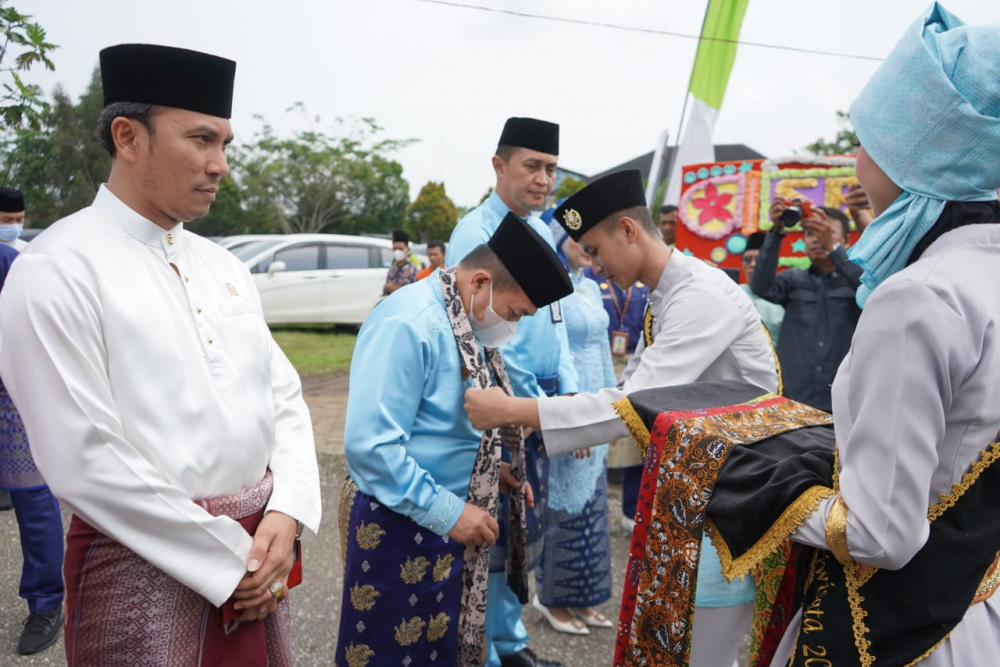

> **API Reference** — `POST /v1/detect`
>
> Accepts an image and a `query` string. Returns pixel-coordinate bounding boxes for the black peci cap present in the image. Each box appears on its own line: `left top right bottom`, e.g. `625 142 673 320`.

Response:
100 44 237 118
497 117 559 155
745 232 767 251
488 213 572 308
392 229 411 244
554 170 646 242
0 187 24 213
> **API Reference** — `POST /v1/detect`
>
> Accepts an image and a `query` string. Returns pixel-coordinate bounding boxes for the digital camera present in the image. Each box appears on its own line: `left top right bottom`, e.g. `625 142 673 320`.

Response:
779 198 813 226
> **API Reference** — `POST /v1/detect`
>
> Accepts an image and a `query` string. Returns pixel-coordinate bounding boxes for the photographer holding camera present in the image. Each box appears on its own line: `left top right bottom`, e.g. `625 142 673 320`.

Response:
750 199 863 412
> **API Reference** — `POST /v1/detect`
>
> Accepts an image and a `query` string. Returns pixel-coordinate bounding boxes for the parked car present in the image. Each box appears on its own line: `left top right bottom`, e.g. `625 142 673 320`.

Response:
18 228 44 243
238 233 426 325
217 234 281 252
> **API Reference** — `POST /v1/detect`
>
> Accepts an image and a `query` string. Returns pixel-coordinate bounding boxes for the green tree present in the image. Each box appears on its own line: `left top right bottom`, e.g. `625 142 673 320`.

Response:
478 187 493 205
805 110 856 156
552 176 586 200
235 109 414 235
4 69 109 226
0 2 56 132
407 181 458 242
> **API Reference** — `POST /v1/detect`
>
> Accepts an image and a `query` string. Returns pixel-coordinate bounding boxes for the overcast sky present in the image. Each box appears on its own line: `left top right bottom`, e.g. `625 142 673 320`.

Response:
16 0 1000 207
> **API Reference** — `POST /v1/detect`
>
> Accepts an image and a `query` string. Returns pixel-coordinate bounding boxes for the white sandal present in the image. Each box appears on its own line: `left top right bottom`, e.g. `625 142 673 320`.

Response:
531 596 590 635
572 607 615 628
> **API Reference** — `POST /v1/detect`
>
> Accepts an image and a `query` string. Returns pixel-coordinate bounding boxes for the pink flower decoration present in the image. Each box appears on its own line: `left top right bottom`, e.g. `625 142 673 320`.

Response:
691 183 733 225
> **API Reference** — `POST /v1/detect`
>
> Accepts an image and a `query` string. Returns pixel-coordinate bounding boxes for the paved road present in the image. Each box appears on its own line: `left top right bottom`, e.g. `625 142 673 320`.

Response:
0 373 634 666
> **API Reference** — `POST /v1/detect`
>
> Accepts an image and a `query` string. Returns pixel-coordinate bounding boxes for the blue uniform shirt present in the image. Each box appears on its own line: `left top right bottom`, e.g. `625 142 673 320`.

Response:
583 266 648 355
0 243 18 291
344 277 480 536
447 191 578 397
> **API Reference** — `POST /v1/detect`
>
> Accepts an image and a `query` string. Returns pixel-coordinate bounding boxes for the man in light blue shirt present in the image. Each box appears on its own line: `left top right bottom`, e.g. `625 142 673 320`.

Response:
447 117 573 667
337 215 573 667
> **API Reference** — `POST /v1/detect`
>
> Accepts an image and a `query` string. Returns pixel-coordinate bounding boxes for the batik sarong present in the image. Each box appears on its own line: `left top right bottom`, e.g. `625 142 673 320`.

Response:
0 379 45 490
63 473 292 667
336 478 464 667
535 460 612 608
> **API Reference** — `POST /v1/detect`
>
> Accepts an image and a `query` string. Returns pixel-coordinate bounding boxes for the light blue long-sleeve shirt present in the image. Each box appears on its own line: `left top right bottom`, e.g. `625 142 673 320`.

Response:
447 191 579 397
343 277 480 536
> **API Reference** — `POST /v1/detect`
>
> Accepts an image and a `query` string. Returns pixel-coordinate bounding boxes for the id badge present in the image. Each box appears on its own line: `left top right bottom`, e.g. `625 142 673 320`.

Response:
611 330 630 356
550 302 563 323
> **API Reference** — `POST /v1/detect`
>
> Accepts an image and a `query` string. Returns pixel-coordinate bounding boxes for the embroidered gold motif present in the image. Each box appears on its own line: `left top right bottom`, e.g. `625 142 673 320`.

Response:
563 208 582 231
356 521 386 550
399 556 431 584
225 281 239 296
427 612 451 641
394 616 426 646
612 397 650 457
339 479 359 572
344 642 375 667
928 440 1000 521
825 495 852 566
708 485 836 581
349 583 380 611
433 553 455 582
844 560 875 667
643 305 654 348
973 551 1000 605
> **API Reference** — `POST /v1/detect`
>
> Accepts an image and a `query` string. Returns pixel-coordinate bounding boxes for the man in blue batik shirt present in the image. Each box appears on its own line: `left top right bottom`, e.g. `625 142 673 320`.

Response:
447 117 574 667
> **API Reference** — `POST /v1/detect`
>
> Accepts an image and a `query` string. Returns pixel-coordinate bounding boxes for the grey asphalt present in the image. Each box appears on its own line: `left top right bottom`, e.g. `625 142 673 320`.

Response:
0 374 633 667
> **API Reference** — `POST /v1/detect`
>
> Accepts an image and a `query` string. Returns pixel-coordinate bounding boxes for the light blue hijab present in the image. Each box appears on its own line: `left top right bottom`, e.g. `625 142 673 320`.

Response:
848 3 1000 307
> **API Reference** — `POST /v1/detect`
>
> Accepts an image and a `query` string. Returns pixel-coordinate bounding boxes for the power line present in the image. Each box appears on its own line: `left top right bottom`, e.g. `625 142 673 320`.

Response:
413 0 885 63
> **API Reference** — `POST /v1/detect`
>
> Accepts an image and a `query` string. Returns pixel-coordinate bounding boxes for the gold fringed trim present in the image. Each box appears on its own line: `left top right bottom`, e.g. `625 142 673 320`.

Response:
845 561 875 667
711 485 836 582
612 397 650 458
927 440 1000 522
825 495 852 566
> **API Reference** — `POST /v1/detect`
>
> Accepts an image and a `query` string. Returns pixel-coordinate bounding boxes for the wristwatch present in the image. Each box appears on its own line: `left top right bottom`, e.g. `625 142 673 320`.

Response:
295 520 305 540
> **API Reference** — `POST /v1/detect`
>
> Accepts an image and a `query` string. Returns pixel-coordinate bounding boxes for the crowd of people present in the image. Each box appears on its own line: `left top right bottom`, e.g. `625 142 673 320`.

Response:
0 2 998 666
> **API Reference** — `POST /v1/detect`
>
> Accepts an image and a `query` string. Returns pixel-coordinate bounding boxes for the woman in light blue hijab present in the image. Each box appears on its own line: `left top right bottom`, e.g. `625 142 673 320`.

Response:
771 4 1000 665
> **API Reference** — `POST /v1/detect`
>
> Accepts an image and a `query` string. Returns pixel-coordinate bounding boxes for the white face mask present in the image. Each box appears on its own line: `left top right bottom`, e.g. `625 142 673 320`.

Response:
469 283 519 348
392 249 407 262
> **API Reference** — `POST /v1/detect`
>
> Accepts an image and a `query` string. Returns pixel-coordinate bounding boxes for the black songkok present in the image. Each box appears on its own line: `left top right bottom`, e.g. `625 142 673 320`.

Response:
555 170 646 242
488 213 572 308
392 229 411 244
0 187 24 213
497 117 559 155
745 232 767 252
100 44 237 118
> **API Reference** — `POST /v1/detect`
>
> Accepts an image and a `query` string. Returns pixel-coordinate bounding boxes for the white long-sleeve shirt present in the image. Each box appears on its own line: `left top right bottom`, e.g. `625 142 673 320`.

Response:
538 250 779 455
775 225 1000 666
0 185 321 607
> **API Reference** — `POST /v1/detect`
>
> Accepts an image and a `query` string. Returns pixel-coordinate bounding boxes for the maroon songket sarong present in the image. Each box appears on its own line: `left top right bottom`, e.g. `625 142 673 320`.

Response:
63 473 292 666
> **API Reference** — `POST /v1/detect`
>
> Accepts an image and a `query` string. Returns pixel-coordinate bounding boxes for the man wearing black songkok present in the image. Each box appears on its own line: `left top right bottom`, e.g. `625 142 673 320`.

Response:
0 44 321 665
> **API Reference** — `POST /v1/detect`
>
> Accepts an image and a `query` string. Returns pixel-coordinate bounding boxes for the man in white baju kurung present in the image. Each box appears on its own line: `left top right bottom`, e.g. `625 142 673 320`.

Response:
465 169 778 667
0 44 321 665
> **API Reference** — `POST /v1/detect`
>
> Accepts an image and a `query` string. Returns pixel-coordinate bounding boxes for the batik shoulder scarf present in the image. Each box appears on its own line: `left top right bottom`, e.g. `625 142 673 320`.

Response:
611 379 1000 667
440 267 529 666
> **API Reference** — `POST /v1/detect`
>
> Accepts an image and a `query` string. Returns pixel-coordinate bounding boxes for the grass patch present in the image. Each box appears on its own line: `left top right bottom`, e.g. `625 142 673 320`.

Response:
270 325 358 376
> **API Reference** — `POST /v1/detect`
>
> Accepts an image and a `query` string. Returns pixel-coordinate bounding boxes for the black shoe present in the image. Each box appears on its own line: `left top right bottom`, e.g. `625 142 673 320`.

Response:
500 647 565 667
18 607 62 655
0 490 12 511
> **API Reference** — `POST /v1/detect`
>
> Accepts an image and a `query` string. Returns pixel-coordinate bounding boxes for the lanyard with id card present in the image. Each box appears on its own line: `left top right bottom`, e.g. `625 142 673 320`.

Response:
608 284 634 357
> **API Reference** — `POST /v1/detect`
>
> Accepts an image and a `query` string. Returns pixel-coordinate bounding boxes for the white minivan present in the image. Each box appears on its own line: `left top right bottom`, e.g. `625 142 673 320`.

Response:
233 234 423 325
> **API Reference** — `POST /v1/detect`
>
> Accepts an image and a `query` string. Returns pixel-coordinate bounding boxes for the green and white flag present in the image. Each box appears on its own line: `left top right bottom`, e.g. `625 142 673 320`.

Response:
664 0 749 206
